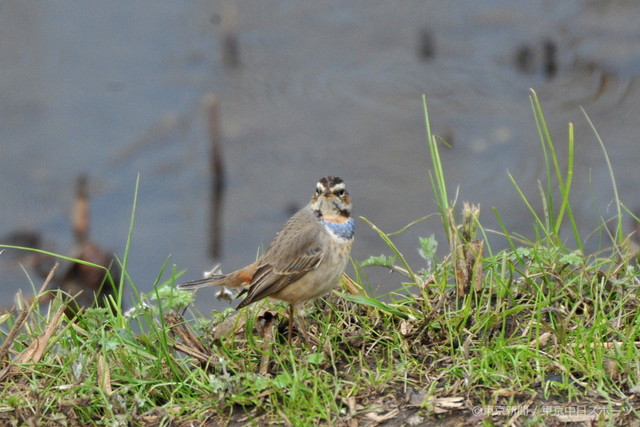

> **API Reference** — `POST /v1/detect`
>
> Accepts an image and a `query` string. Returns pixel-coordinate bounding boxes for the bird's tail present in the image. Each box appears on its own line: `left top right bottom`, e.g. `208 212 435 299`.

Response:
176 268 253 290
176 274 229 290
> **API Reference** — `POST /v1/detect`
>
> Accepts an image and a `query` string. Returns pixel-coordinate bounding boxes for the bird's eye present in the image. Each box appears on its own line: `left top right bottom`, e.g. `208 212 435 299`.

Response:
336 188 345 197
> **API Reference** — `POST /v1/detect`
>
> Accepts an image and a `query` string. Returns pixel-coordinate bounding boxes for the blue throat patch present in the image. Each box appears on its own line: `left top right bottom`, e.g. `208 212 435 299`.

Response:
323 218 355 240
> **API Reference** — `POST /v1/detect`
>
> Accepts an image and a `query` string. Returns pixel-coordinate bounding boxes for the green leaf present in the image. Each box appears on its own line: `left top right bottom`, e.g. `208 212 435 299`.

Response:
360 254 396 269
306 353 325 365
418 235 438 261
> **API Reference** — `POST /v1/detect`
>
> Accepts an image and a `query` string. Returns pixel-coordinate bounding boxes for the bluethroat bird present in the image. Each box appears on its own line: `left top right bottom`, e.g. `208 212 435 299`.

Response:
177 176 354 344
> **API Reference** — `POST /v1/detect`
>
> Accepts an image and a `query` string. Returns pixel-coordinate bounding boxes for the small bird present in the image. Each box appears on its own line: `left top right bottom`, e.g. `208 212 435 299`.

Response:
177 176 355 344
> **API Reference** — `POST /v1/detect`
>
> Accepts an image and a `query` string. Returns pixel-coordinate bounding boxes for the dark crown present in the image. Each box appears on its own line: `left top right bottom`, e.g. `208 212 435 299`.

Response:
316 176 347 195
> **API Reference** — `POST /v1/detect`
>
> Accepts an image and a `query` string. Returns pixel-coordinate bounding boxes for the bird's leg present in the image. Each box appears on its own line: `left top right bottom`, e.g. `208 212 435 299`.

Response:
287 304 313 347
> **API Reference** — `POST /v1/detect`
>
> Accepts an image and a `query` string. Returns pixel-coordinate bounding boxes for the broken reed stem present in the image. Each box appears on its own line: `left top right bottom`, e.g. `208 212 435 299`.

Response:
258 315 275 375
0 262 60 367
12 303 66 366
165 312 213 365
450 203 482 297
97 352 113 395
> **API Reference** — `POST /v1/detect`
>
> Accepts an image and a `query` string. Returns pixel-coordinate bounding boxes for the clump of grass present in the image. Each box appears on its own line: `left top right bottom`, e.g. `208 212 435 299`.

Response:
2 92 640 425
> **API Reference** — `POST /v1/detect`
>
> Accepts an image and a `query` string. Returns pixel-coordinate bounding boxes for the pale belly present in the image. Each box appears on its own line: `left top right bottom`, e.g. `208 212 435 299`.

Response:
271 241 351 305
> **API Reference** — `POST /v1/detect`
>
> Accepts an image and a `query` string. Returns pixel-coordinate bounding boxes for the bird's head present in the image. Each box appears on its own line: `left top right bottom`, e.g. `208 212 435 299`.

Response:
311 176 352 222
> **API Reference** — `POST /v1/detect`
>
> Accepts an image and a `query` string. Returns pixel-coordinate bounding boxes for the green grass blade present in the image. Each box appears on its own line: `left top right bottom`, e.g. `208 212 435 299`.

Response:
581 107 624 246
117 174 141 320
0 244 116 288
559 123 583 250
423 95 452 241
530 90 555 232
359 216 418 285
506 173 550 241
338 293 410 320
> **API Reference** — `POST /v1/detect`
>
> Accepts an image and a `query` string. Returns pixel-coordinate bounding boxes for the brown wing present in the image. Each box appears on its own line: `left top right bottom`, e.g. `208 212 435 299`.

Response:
237 207 324 308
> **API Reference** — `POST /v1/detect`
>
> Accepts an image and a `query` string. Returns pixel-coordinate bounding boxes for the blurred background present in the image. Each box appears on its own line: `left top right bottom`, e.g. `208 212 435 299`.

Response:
1 0 639 311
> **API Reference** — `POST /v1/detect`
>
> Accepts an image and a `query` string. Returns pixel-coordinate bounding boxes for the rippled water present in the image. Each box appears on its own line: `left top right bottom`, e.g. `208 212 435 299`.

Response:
1 0 640 310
